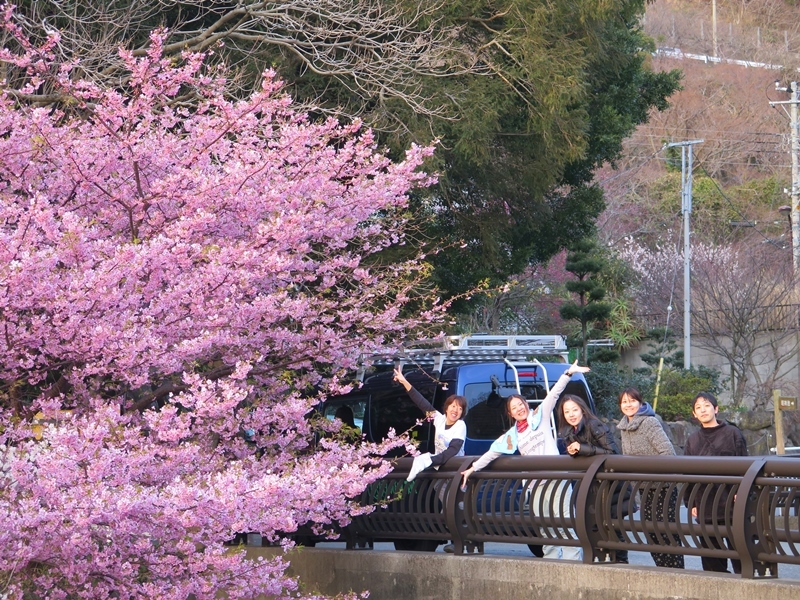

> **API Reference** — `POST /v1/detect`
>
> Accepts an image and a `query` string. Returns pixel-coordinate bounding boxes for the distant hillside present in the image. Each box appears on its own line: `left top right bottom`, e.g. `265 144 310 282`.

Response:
643 0 800 68
596 0 800 249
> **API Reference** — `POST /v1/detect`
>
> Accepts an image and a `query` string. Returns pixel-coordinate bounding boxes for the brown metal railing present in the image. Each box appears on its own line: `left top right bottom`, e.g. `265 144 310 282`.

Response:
347 454 800 579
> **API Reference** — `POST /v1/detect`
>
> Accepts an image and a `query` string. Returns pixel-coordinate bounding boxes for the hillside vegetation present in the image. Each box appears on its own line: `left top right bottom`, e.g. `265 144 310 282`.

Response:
578 1 800 408
600 0 800 249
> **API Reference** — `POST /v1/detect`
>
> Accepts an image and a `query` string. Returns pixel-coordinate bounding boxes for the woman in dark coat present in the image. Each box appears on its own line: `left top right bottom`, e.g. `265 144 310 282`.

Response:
558 394 631 563
559 395 620 457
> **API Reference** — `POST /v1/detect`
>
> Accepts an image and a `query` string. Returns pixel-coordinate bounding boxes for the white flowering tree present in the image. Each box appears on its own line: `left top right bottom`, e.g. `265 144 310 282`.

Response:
620 238 800 407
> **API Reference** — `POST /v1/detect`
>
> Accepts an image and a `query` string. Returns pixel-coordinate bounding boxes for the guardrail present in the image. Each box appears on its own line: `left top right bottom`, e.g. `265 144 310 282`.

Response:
347 454 800 579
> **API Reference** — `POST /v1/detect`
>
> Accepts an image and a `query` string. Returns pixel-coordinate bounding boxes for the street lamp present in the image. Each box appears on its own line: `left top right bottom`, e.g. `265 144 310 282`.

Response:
780 204 792 225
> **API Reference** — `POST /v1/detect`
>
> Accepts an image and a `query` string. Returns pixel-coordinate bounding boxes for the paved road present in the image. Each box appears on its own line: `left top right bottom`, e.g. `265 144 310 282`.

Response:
314 540 800 581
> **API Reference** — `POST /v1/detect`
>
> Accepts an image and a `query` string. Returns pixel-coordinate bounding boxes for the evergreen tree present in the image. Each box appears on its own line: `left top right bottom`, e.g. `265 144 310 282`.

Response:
4 0 682 305
559 238 613 362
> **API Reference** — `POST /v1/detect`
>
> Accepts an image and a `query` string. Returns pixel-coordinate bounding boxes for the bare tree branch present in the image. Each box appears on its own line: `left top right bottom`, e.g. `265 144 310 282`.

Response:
690 240 800 408
2 0 487 121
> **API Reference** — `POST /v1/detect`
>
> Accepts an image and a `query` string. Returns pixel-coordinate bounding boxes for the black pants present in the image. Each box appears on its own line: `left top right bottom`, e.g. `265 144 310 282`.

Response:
614 530 629 563
643 485 685 569
698 534 741 573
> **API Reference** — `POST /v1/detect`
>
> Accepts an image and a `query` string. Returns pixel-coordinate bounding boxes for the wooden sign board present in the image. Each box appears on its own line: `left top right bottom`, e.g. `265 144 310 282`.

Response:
779 396 797 411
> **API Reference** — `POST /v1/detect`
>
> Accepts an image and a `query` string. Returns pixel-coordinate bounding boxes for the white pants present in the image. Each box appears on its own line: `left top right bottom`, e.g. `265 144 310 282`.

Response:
530 480 582 561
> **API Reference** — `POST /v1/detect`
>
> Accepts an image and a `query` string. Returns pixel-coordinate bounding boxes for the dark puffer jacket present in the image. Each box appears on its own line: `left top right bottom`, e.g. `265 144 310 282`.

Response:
683 420 748 523
559 418 633 518
559 419 620 456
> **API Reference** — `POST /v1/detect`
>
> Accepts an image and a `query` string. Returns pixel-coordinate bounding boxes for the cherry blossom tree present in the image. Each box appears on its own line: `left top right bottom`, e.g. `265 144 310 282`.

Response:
0 11 437 599
617 240 685 335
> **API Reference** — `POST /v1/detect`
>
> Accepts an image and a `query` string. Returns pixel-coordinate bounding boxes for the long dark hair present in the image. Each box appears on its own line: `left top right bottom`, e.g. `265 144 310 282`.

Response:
557 394 600 431
504 393 528 418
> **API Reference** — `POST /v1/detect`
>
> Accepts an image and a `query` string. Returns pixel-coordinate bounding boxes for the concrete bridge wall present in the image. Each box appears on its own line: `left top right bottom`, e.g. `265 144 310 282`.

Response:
247 548 800 600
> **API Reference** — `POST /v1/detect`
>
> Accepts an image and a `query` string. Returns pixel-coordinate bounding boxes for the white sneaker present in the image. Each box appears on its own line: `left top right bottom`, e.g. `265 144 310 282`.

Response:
443 543 455 553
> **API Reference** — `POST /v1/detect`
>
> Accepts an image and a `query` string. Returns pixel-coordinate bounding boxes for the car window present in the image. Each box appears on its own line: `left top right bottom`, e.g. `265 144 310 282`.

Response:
519 383 548 403
370 390 434 451
460 378 592 442
463 382 509 440
324 398 366 432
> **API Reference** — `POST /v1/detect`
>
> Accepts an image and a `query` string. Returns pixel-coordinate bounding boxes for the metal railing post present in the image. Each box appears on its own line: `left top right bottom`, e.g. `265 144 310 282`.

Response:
732 457 772 578
574 455 609 563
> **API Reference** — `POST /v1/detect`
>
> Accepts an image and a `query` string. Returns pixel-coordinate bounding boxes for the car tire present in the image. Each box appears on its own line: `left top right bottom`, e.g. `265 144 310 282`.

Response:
528 544 544 557
393 539 440 552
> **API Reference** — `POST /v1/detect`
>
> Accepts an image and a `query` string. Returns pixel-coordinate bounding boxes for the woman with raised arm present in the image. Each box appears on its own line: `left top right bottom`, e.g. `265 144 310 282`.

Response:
393 367 467 481
460 361 590 561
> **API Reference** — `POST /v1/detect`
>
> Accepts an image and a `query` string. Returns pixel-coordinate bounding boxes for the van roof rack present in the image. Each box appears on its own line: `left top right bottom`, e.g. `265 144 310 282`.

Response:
357 334 569 380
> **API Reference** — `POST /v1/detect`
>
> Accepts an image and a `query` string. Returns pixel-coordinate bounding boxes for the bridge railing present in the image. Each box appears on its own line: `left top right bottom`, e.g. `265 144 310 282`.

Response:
347 454 800 579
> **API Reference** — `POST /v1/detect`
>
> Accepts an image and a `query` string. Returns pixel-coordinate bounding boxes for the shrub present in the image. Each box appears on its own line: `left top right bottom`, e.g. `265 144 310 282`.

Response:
586 362 721 421
652 368 720 420
585 362 654 419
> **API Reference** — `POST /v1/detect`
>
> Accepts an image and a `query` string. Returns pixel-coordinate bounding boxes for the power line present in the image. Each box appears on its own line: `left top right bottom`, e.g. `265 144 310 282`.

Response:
608 153 792 169
595 147 665 185
697 165 784 248
627 134 787 147
628 138 787 150
635 126 784 139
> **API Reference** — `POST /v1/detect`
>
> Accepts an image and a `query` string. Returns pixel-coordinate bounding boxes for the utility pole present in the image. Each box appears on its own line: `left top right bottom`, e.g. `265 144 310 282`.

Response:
712 0 718 58
771 82 800 272
770 82 799 456
666 140 703 370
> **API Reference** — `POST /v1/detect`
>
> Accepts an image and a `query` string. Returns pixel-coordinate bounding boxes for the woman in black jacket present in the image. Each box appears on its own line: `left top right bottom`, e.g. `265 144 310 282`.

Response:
559 395 620 458
558 395 631 563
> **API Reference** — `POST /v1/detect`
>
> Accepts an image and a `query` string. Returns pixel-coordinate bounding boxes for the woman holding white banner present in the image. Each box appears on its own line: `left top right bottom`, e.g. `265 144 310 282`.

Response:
393 367 467 481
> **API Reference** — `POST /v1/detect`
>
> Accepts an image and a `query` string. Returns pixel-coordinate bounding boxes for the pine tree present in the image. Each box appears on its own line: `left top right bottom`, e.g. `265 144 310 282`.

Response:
559 238 613 362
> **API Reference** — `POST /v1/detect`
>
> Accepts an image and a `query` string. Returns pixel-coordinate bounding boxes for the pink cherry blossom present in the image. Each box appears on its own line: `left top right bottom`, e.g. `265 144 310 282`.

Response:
0 10 438 599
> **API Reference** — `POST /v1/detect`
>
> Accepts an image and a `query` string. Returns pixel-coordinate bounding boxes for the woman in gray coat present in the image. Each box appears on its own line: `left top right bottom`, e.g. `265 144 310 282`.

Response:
616 388 685 569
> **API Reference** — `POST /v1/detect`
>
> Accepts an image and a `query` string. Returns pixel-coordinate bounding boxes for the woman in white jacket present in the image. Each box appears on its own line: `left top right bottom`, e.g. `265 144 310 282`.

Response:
393 368 467 481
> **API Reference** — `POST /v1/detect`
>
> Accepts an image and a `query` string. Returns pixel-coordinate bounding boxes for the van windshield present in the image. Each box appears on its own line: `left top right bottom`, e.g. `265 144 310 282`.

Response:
462 381 565 441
